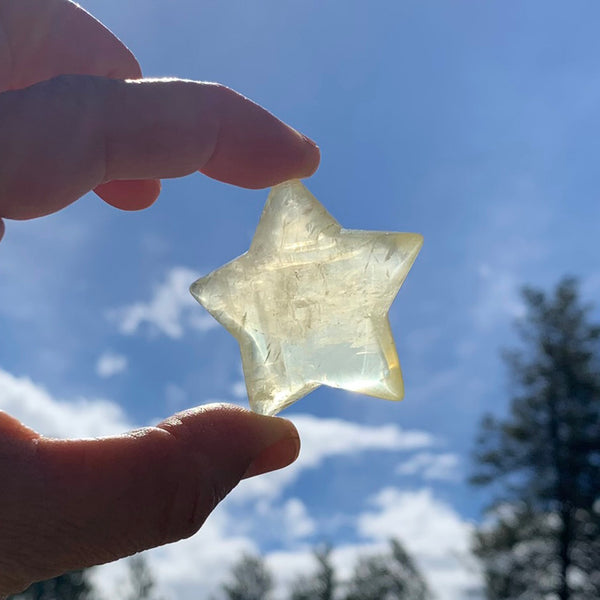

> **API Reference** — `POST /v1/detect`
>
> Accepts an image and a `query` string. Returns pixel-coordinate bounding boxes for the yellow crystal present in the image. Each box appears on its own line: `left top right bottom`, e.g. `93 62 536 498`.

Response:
190 180 423 416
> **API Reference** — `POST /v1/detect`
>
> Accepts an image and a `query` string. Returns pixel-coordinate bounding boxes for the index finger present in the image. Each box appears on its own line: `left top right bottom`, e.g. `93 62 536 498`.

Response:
0 0 162 223
0 76 320 222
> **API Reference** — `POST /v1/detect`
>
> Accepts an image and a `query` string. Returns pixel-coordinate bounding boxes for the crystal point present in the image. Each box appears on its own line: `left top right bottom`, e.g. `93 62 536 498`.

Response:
190 180 423 416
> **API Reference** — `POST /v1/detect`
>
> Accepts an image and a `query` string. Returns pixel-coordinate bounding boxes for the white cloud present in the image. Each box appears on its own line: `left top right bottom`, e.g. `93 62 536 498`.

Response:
296 414 434 465
253 497 316 543
109 266 216 339
96 351 128 378
358 487 482 600
0 368 132 438
281 498 316 540
396 451 461 481
235 413 435 501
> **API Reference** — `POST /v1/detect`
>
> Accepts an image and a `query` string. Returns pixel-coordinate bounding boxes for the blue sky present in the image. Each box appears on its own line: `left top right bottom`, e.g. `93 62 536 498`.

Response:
2 1 600 598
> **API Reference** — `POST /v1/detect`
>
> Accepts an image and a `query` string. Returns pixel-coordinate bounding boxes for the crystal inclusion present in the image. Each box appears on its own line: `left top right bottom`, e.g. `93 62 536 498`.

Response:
190 180 423 416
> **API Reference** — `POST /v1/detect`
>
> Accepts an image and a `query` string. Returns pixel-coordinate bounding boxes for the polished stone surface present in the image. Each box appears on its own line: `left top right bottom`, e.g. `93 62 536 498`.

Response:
191 180 423 415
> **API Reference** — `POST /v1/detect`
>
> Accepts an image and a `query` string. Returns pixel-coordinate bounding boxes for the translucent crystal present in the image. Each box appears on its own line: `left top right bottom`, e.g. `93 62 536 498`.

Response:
190 180 423 416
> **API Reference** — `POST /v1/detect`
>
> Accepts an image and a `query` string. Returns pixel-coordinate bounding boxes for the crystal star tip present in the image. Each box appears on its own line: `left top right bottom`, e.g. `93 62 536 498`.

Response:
191 179 423 416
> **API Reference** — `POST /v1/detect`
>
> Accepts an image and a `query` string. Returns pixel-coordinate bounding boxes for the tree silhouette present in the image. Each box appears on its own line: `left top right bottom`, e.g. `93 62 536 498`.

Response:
289 545 335 600
471 278 600 599
125 554 162 600
220 553 273 600
344 539 431 600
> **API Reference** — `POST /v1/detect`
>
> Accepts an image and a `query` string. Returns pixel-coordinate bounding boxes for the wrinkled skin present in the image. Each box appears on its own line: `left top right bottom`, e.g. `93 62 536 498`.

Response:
0 0 318 594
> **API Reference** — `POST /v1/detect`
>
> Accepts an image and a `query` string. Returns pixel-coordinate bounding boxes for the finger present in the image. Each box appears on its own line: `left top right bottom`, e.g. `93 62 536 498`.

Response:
0 405 300 595
94 179 162 211
0 76 320 220
0 0 142 90
0 0 161 211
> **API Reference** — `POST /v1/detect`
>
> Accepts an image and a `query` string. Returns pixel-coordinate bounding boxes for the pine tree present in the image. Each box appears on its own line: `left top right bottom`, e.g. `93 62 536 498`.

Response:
289 545 335 600
221 553 273 600
471 278 600 600
126 554 161 600
343 539 431 600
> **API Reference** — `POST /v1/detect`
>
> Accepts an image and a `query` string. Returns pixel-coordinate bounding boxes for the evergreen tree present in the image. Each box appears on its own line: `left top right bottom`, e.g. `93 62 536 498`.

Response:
471 278 600 600
343 539 431 600
221 553 273 600
125 554 161 600
9 570 94 600
289 545 335 600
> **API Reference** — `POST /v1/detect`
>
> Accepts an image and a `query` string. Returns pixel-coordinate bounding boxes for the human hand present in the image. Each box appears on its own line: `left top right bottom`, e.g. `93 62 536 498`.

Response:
0 0 319 239
0 406 300 596
0 0 317 593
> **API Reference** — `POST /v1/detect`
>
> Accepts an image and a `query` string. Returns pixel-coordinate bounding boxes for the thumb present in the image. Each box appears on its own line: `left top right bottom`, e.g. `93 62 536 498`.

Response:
0 405 299 595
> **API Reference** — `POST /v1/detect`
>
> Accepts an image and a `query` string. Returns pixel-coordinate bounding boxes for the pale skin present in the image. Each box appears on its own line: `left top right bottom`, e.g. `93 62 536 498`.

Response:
0 0 320 594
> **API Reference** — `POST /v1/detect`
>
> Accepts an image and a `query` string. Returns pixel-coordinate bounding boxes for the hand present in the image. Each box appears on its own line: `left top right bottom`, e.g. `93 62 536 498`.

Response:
0 406 300 596
0 0 319 237
0 0 317 594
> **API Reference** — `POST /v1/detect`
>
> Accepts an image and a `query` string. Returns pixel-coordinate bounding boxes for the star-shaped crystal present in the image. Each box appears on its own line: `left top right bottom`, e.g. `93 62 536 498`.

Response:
190 180 422 416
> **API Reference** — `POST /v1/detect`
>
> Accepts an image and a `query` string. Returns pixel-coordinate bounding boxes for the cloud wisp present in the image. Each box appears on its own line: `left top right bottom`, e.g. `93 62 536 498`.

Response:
234 413 435 501
0 368 132 438
95 351 128 378
109 266 216 339
396 451 461 481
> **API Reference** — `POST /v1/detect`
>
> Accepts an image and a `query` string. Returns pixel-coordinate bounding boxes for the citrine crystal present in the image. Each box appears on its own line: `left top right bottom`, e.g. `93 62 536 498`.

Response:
191 180 422 416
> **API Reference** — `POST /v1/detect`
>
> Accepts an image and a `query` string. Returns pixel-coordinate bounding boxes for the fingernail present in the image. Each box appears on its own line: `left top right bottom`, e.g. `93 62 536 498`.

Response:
301 133 319 149
298 133 320 177
243 434 301 479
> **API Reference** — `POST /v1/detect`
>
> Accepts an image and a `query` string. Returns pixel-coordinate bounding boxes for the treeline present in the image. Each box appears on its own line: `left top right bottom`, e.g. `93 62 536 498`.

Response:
10 539 430 600
9 278 600 600
217 540 430 600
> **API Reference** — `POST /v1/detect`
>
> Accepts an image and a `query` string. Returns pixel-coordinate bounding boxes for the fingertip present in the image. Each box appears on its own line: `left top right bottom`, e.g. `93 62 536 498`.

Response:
300 136 321 179
276 129 320 183
244 130 320 189
243 433 300 479
107 47 143 81
95 179 161 210
162 404 300 482
198 84 321 189
157 403 300 479
159 403 299 454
